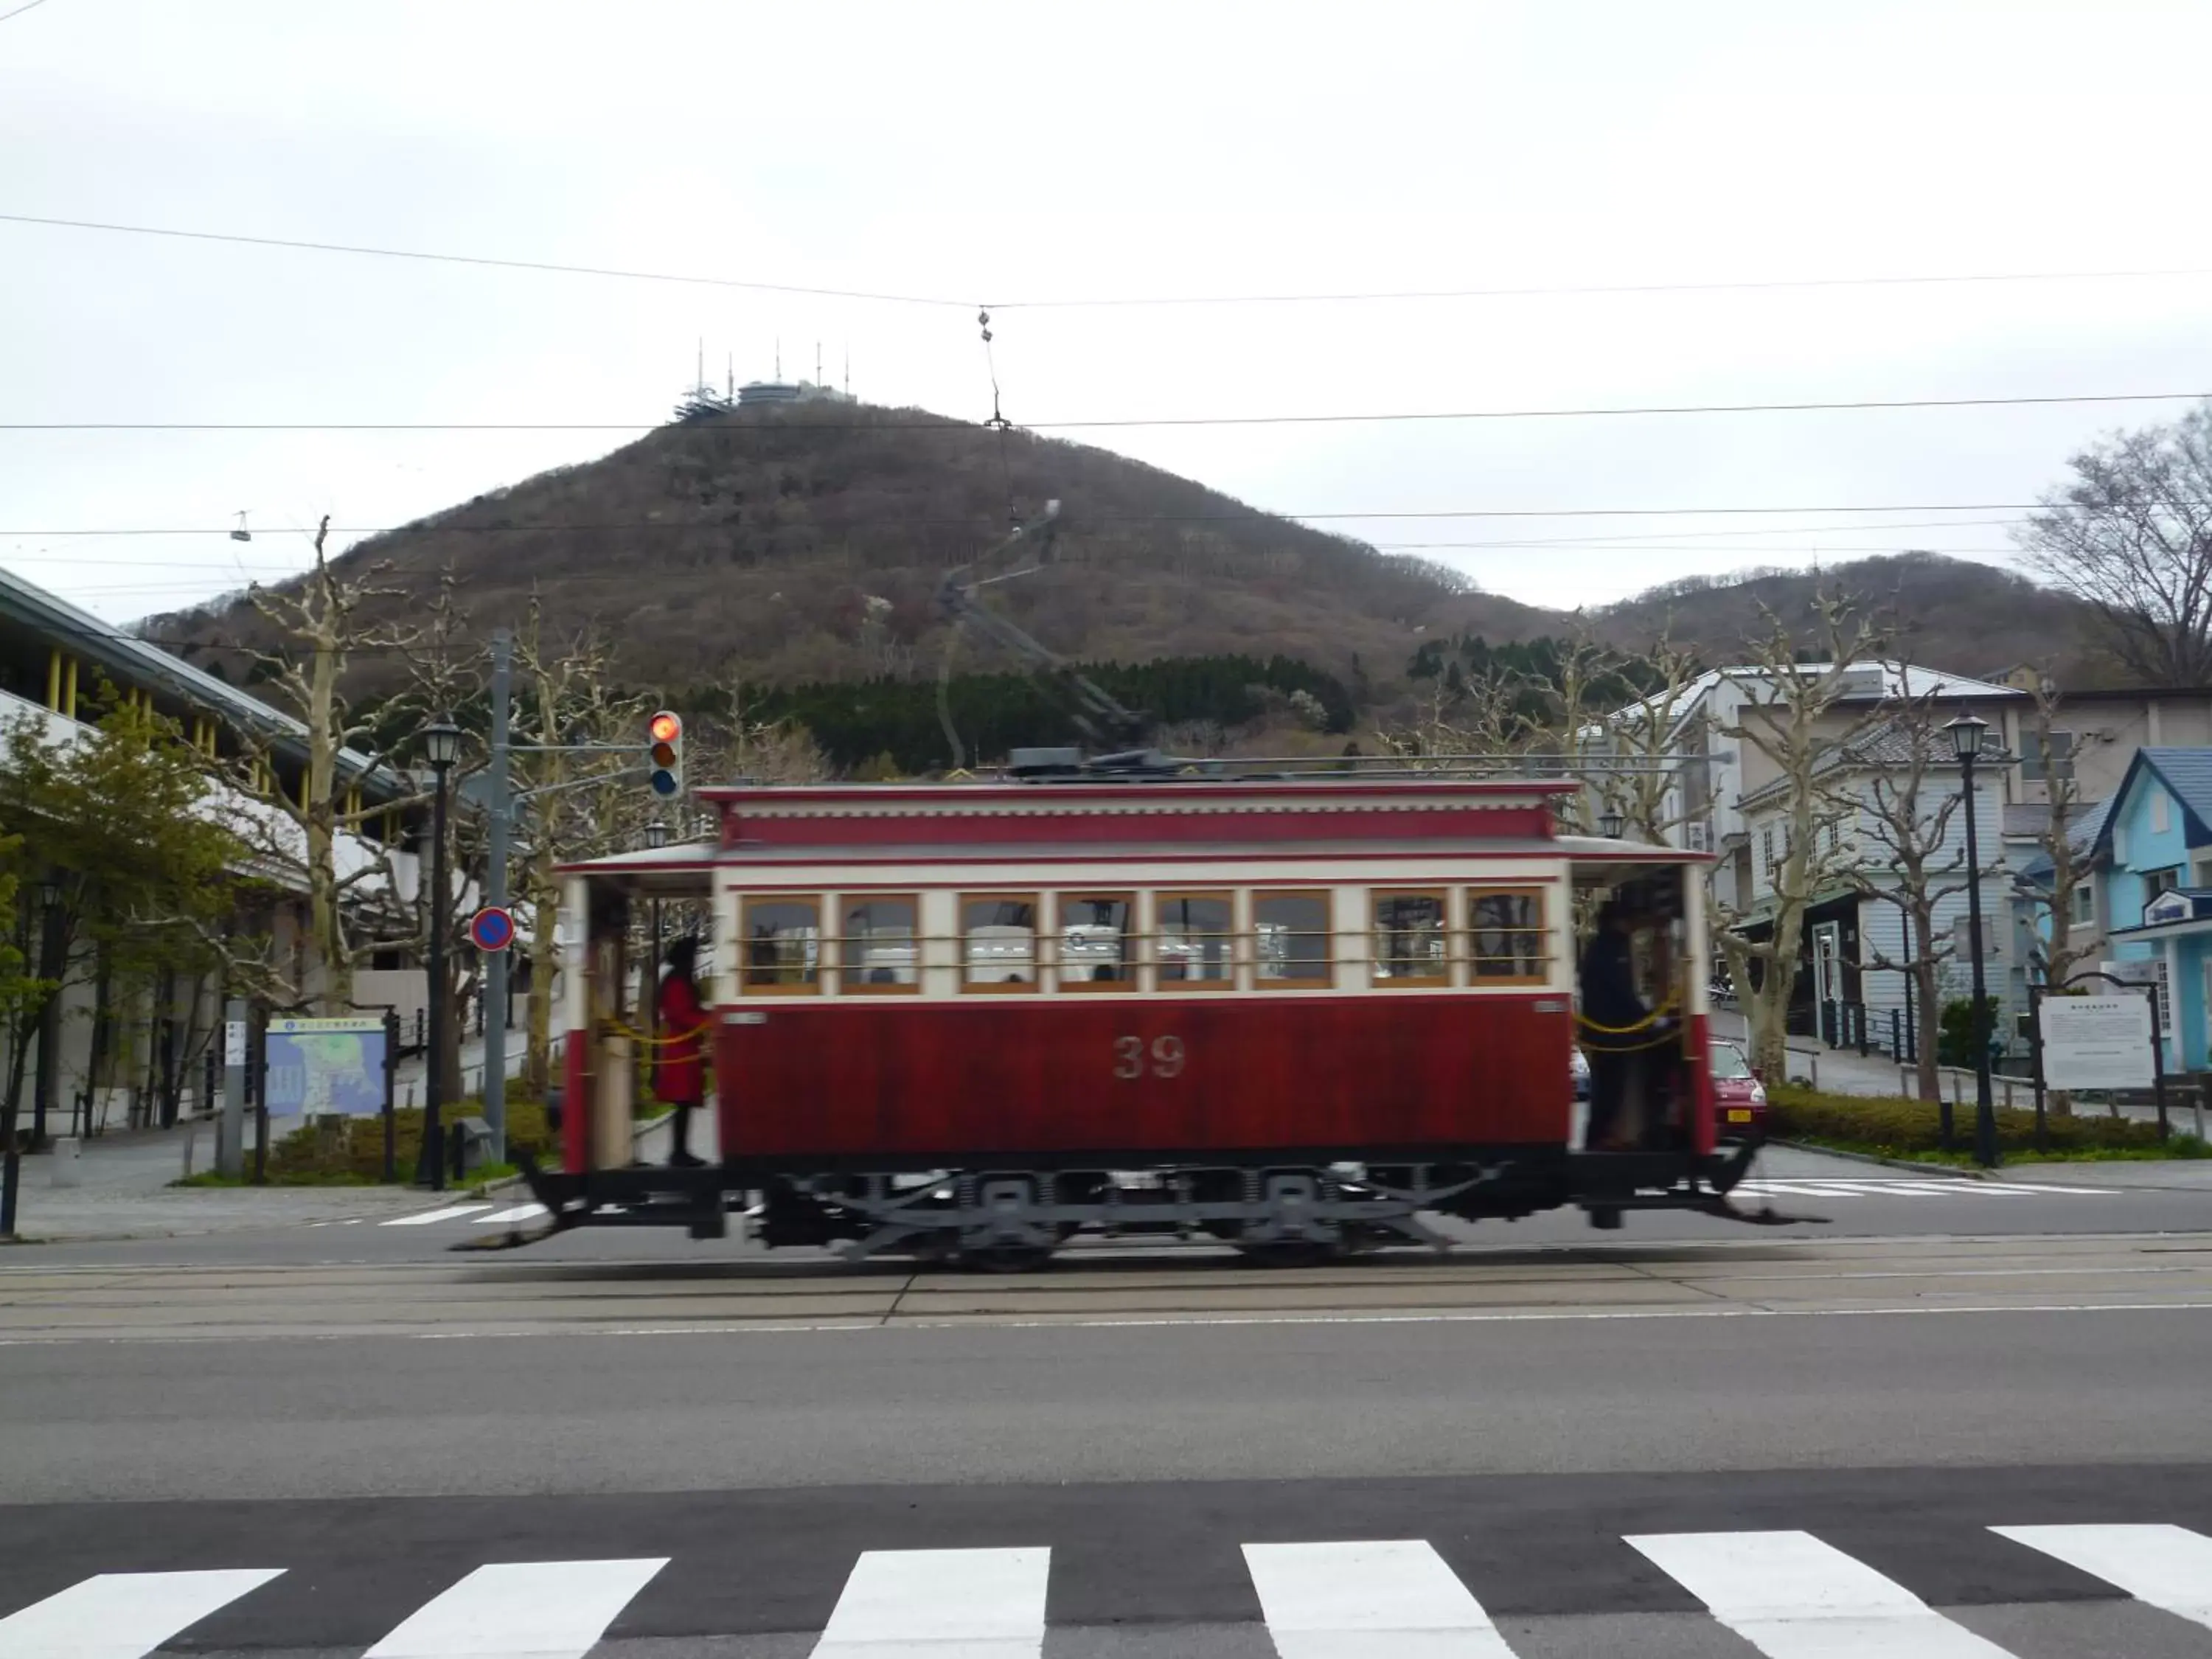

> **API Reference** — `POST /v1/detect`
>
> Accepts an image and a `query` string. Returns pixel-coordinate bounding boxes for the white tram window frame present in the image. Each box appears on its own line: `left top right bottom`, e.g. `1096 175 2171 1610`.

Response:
835 892 921 995
1466 885 1548 985
1253 889 1336 989
960 891 1042 994
1154 890 1238 992
1056 891 1138 992
738 894 824 995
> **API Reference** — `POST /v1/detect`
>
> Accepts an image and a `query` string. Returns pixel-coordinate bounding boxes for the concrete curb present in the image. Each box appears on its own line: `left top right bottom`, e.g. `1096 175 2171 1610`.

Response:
1770 1138 1991 1180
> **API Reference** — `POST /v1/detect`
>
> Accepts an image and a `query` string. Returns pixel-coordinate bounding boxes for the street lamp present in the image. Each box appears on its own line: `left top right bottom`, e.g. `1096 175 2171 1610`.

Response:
419 714 461 1191
1945 710 1998 1168
31 872 64 1149
1599 807 1624 841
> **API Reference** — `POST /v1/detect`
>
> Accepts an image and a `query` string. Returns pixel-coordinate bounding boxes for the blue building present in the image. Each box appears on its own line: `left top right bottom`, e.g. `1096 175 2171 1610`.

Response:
2093 748 2212 1073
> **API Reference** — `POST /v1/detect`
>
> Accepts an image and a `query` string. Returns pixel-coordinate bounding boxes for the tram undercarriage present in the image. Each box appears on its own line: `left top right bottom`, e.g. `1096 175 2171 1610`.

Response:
505 1137 1773 1267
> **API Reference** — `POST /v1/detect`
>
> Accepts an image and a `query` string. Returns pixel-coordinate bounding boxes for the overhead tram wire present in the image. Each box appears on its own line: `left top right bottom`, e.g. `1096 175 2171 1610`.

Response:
0 502 2071 539
7 388 2210 434
8 211 2212 309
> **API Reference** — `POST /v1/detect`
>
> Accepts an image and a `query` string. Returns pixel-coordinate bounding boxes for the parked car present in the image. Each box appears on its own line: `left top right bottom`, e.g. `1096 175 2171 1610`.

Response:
1709 1040 1767 1133
1570 1045 1590 1102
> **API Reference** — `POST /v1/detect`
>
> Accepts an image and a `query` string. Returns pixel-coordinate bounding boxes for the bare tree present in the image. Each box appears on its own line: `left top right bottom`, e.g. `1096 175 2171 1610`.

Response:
1585 627 1706 845
1712 593 1884 1082
222 518 423 1013
2010 675 2098 1115
1820 672 1982 1102
511 603 650 1092
2017 401 2212 686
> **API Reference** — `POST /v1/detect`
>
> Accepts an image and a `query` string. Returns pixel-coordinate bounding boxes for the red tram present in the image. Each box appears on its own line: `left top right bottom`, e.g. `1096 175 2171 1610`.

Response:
520 761 1764 1266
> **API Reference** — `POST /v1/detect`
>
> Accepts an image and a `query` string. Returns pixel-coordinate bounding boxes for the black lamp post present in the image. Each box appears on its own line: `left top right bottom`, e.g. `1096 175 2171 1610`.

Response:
418 714 461 1190
1599 807 1624 841
1946 710 1999 1168
31 872 63 1147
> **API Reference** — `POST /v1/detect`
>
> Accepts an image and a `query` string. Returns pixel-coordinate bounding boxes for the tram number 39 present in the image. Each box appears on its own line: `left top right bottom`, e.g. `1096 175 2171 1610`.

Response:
1113 1034 1186 1079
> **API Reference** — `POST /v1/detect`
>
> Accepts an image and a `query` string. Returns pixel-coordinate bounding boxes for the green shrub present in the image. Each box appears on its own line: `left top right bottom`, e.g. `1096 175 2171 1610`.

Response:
1937 995 2002 1067
1767 1082 2206 1159
265 1095 552 1183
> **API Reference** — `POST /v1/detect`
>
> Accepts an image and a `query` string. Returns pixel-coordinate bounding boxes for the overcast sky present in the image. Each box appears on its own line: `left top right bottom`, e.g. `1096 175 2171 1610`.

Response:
5 0 2211 625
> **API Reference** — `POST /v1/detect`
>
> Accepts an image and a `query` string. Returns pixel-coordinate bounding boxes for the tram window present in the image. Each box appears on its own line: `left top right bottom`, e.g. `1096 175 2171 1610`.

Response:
1371 889 1448 985
961 894 1039 991
1157 891 1234 987
1254 891 1332 984
1469 887 1546 983
1059 892 1135 990
838 894 918 992
740 896 821 992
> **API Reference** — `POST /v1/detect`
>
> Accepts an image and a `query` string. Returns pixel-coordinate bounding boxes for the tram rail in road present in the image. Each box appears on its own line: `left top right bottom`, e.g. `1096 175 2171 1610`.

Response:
4 1231 2211 1343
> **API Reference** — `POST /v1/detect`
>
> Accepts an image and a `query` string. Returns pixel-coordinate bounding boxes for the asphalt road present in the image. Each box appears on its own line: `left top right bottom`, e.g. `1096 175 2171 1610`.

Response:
10 1142 2212 1267
7 1151 2212 1655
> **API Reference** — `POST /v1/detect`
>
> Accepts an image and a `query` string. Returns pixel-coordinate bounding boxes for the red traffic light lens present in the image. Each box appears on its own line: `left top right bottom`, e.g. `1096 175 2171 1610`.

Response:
649 712 681 743
650 741 677 767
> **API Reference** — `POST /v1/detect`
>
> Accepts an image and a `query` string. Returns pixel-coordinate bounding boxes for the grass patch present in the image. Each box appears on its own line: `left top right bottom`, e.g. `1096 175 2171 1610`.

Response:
259 1096 552 1185
1769 1082 2212 1164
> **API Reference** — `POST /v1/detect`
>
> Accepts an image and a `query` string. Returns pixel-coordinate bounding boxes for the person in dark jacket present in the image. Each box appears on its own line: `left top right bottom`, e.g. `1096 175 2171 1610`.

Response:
1578 901 1647 1150
653 937 709 1168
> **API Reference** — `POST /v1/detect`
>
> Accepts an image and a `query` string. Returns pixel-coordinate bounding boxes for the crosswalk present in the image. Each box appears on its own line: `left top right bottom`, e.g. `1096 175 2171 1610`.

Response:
7 1523 2210 1658
1731 1177 2104 1200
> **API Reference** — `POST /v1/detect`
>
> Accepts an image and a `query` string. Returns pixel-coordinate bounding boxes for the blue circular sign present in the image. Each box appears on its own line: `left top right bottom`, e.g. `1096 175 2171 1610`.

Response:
469 905 516 953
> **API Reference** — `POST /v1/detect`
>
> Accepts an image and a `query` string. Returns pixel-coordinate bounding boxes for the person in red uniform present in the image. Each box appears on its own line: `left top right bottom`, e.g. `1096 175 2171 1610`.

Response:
653 937 709 1168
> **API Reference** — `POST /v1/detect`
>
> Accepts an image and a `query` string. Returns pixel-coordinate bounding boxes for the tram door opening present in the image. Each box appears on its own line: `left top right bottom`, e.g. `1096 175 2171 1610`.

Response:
1571 861 1708 1154
584 883 636 1172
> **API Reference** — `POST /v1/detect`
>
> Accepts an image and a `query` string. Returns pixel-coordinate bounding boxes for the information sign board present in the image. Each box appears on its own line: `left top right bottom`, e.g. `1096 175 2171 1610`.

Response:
264 1015 389 1119
2040 995 2155 1091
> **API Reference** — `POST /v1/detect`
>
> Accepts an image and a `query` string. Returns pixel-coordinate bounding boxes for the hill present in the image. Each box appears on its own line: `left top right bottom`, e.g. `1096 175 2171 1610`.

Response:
1590 552 2115 686
145 408 2131 765
156 400 1553 698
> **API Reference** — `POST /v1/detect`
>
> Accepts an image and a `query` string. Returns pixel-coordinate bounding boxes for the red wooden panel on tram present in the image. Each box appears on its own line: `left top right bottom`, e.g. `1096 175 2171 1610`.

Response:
714 995 1571 1160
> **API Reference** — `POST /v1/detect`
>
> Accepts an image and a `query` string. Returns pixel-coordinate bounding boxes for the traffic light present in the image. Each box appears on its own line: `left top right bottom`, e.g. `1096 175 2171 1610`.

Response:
647 710 683 798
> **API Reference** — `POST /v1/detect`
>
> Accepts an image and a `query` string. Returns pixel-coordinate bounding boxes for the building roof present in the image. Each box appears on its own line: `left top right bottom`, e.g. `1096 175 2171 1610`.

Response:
2093 748 2212 860
1608 659 2026 740
0 563 413 802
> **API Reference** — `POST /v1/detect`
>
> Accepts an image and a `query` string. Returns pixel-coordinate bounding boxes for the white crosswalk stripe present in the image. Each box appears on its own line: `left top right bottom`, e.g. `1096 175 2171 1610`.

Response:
382 1204 493 1226
1732 1178 2100 1197
1244 1540 1516 1658
12 1527 2212 1653
1993 1523 2212 1632
474 1203 548 1225
810 1546 1049 1658
0 1568 283 1659
365 1558 667 1659
1627 1529 2021 1657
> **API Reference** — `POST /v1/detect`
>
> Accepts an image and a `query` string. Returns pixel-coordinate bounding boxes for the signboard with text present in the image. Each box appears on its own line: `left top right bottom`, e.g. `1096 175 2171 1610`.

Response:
263 1015 389 1119
2039 995 2155 1091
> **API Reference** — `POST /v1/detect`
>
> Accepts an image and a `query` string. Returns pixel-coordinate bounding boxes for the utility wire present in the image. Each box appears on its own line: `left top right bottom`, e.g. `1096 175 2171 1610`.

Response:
0 0 54 23
8 210 2212 310
0 212 974 307
0 502 2065 538
7 389 2207 432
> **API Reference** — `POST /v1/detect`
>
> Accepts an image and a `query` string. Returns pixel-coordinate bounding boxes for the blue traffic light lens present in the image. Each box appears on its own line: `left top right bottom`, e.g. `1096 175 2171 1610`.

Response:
650 770 680 797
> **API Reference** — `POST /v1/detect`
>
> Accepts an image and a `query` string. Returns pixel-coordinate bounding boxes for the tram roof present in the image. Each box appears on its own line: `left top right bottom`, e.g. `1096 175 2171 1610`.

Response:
556 831 1708 889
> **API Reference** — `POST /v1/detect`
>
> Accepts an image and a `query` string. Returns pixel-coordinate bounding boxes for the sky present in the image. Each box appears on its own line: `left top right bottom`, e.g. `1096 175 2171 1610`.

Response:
4 0 2212 625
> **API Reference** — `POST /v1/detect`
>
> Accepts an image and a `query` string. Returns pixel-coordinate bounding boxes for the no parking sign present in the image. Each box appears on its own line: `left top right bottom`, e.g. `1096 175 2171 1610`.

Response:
468 905 516 953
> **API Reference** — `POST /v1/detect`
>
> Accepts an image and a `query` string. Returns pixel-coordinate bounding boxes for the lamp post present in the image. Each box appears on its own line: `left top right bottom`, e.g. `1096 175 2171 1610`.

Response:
31 872 63 1148
645 817 667 1040
1599 807 1625 841
1946 710 1998 1168
418 714 461 1190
